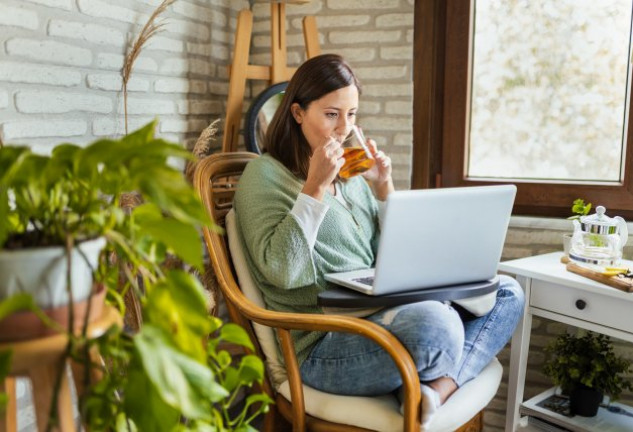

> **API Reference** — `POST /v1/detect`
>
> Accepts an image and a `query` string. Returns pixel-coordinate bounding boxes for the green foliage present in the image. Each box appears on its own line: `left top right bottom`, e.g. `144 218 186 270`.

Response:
0 351 11 411
543 332 633 400
568 198 592 220
0 121 271 430
82 274 272 431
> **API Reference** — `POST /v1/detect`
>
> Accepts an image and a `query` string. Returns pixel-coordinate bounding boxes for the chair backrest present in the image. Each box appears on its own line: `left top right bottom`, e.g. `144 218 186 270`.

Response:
192 152 285 391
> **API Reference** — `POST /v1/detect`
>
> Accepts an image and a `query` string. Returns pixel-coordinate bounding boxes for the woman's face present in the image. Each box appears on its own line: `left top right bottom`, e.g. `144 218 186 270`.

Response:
291 84 359 153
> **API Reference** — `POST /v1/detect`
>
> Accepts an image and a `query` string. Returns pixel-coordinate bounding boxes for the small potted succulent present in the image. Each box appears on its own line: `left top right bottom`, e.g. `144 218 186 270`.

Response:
543 331 633 417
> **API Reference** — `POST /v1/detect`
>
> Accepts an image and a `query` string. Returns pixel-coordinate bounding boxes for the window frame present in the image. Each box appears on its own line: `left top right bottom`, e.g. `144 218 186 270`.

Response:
412 0 633 219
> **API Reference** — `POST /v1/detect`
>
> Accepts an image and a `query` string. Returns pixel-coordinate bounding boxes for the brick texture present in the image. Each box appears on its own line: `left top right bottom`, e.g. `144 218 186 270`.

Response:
0 0 231 149
0 5 39 30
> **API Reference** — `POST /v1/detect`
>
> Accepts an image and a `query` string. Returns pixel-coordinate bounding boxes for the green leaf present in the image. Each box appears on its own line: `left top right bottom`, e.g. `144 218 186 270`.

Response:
0 186 9 246
121 120 158 149
115 413 137 432
220 324 254 351
0 294 36 320
215 350 232 370
144 271 211 360
243 393 274 409
131 203 163 223
124 357 180 432
11 154 49 186
0 147 31 185
222 367 239 393
132 325 228 421
0 350 12 378
0 350 13 412
236 355 265 386
139 219 203 269
50 143 81 173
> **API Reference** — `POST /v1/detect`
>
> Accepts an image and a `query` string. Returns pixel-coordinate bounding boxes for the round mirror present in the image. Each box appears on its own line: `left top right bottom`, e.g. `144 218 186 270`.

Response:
245 81 288 154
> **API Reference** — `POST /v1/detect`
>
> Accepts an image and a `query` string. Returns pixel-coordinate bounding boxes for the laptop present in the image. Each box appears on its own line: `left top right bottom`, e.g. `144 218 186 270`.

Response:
324 185 516 295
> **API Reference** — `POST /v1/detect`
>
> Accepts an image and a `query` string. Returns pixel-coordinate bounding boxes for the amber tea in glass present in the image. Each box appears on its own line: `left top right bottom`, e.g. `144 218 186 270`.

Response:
339 125 375 179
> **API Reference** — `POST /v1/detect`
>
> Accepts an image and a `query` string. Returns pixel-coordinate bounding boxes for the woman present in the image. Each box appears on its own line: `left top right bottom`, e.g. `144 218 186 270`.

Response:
233 54 524 425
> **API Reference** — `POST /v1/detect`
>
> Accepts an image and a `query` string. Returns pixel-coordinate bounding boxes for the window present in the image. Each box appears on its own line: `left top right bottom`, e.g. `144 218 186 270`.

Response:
413 0 633 218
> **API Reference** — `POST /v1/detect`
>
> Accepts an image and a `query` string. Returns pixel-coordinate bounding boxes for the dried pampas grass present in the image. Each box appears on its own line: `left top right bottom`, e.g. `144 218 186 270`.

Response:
185 119 220 182
122 0 176 134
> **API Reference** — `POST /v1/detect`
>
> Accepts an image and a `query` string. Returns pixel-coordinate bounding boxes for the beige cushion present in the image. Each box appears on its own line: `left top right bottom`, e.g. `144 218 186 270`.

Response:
226 209 502 431
278 358 502 432
226 209 288 387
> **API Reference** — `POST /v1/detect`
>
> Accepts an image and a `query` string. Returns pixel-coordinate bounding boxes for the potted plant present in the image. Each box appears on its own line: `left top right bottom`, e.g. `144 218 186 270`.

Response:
562 199 592 258
543 331 633 417
0 121 272 430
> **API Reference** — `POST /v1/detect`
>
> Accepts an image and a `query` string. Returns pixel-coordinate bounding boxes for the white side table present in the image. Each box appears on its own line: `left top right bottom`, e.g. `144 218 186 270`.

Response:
499 252 633 431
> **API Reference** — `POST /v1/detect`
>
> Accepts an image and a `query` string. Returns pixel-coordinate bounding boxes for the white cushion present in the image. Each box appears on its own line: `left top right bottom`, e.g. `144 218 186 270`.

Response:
278 358 502 432
226 209 502 431
226 209 288 387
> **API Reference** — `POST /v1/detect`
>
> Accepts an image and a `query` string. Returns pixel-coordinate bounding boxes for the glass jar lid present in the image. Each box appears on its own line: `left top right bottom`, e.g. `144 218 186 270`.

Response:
580 205 619 234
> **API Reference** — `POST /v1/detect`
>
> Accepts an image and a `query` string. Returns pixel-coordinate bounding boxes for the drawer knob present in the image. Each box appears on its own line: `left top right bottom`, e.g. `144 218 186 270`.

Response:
575 299 587 310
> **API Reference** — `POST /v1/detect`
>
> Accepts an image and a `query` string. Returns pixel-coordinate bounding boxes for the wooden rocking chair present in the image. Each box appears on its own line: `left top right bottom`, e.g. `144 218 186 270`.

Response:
193 152 503 432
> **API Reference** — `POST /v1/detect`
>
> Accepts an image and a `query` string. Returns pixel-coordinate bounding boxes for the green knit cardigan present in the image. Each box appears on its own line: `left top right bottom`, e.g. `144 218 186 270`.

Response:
233 154 380 365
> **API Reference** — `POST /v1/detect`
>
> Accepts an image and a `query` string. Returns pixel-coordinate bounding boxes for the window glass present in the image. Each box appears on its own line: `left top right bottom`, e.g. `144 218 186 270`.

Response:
468 0 633 182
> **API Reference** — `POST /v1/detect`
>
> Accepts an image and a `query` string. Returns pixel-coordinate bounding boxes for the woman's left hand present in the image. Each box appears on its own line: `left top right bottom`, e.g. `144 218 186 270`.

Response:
362 137 392 185
361 136 394 201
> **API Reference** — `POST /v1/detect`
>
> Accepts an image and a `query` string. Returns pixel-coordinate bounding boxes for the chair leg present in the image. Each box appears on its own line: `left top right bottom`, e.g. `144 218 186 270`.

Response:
263 405 292 432
0 377 17 432
29 361 74 432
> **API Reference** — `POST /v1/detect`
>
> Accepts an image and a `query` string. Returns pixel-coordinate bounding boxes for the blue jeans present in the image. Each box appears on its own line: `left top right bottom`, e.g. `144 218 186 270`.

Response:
300 275 524 395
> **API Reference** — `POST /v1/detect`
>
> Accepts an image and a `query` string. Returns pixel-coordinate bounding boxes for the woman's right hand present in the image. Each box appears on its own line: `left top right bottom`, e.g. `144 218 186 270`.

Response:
302 136 344 201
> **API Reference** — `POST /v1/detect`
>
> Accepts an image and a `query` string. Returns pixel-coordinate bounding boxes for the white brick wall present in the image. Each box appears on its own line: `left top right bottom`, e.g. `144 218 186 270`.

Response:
2 119 87 140
16 90 112 114
24 0 72 9
77 0 147 25
0 90 9 110
0 61 82 86
87 74 149 92
6 39 92 66
48 20 126 46
0 5 39 30
0 0 234 149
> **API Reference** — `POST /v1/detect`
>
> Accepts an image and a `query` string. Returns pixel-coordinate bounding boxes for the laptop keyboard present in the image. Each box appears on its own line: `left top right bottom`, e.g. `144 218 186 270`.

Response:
352 276 375 287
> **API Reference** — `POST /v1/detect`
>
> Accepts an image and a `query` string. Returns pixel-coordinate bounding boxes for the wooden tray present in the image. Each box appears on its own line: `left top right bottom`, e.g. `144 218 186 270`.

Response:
566 262 633 293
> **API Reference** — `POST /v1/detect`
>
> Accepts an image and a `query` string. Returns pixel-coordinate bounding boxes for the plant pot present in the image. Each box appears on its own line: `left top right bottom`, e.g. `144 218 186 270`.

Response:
0 284 106 342
0 237 106 308
569 384 603 417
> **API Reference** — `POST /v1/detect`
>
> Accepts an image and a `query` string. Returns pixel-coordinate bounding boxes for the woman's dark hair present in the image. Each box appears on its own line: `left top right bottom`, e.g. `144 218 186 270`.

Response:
264 54 361 180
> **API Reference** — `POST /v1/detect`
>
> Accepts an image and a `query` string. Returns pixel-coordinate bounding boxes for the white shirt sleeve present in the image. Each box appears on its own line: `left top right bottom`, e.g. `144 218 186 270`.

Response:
377 199 387 229
291 193 329 250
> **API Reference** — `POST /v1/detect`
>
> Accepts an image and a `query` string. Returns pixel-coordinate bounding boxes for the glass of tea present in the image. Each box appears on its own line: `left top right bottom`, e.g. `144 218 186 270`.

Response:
338 125 375 179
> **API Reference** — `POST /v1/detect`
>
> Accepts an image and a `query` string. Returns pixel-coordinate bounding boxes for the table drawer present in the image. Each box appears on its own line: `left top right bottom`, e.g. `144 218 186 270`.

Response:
530 280 633 334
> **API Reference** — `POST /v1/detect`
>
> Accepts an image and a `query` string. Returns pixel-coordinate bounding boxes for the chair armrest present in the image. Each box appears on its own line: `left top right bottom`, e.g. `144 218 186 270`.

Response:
227 283 422 431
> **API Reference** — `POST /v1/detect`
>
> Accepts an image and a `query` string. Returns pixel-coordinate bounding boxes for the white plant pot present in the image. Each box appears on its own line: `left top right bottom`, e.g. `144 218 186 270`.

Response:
0 237 106 308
